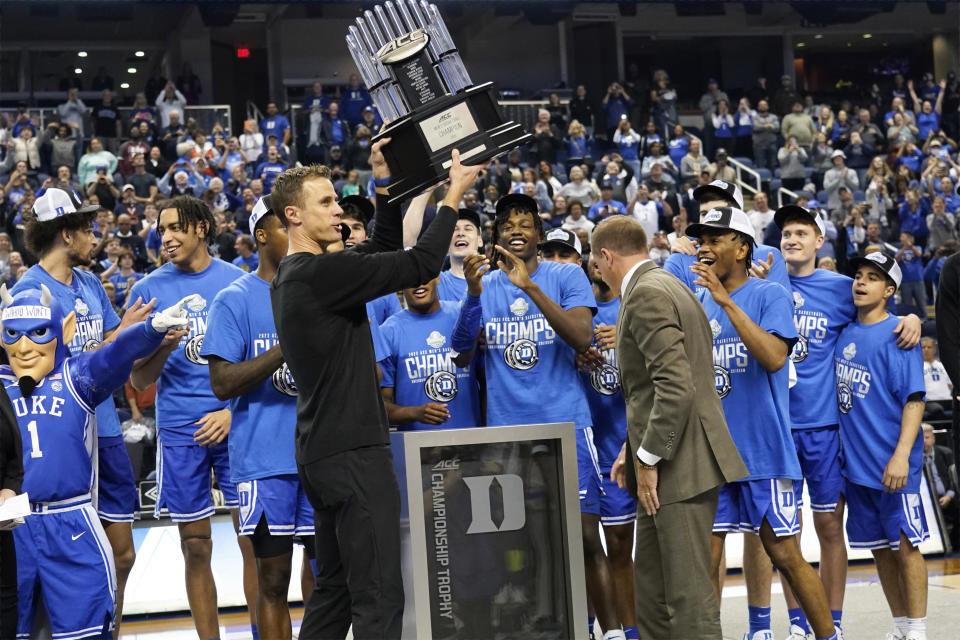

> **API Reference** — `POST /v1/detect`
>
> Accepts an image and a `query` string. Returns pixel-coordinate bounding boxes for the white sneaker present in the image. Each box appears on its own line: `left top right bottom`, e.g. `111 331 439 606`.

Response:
834 625 845 640
885 632 905 640
602 631 626 640
904 632 926 640
783 625 812 640
742 632 775 640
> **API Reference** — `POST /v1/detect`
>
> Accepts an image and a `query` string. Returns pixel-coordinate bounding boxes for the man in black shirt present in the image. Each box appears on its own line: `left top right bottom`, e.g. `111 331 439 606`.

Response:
270 141 483 639
937 252 960 462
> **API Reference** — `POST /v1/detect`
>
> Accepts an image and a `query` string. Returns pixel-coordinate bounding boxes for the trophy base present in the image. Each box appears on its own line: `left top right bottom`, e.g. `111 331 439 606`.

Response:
373 81 532 204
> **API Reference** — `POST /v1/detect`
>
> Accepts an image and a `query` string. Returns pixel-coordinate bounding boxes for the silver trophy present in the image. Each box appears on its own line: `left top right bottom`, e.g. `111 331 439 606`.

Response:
347 0 532 203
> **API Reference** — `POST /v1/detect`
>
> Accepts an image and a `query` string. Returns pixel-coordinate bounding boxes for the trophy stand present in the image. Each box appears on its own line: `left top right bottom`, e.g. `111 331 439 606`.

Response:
347 0 533 204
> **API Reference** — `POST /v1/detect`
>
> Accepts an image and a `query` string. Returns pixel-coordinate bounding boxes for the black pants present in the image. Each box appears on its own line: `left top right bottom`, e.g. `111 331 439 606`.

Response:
298 445 404 640
0 530 15 639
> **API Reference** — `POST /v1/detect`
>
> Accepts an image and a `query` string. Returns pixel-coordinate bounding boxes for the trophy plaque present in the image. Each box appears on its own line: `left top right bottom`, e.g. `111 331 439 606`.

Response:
346 0 533 203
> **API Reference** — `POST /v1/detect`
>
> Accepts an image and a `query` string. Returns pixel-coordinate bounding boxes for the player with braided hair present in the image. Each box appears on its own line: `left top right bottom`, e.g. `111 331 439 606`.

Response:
450 193 627 639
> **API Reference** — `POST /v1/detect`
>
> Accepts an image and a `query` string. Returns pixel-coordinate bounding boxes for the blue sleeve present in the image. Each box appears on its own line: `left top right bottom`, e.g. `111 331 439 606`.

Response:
127 277 149 309
452 295 482 354
560 264 598 315
763 248 792 293
199 293 246 363
369 315 388 363
759 282 799 348
96 278 121 332
895 345 927 406
379 321 397 388
72 321 166 407
663 254 696 292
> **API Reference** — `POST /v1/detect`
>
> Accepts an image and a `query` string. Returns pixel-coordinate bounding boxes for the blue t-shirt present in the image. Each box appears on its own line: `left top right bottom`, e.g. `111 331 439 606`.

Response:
379 302 482 431
255 162 287 192
698 277 801 480
897 247 925 283
835 315 926 492
259 115 290 141
232 253 259 273
787 269 857 429
13 266 123 438
668 137 688 169
200 273 298 482
367 293 403 325
616 133 641 161
303 95 332 113
481 261 596 430
108 271 145 308
916 111 939 141
220 151 246 180
581 298 627 468
437 270 467 302
128 259 245 440
588 200 628 219
341 88 373 124
664 243 790 296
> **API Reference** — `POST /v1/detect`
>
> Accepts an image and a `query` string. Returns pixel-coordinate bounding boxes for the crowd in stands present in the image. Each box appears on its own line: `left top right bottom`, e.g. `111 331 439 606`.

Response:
1 68 959 324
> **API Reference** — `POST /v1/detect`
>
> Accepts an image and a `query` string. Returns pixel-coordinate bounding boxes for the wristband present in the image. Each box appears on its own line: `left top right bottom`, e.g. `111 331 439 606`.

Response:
373 176 391 188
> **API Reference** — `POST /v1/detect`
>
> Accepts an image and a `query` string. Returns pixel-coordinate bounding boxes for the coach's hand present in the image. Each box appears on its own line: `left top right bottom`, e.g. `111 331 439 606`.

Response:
463 253 490 296
194 408 231 447
443 149 488 209
417 403 450 425
635 460 660 516
494 245 533 291
882 451 909 493
575 346 604 372
370 137 393 181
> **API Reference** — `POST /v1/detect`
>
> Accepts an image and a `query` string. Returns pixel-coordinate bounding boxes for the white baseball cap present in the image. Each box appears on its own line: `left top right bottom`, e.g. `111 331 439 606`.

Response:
692 180 744 209
849 251 902 290
774 204 827 237
685 206 755 243
540 227 582 256
32 187 99 222
248 195 273 232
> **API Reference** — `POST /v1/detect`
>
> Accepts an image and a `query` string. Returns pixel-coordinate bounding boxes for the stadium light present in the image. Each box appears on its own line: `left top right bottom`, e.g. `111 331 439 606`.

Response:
135 50 145 57
78 51 88 57
863 34 873 39
814 34 823 39
127 67 137 73
120 82 130 89
797 42 806 48
74 67 82 74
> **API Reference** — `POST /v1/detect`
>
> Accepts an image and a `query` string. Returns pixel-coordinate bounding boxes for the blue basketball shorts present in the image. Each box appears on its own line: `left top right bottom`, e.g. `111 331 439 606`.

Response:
155 438 238 522
15 500 115 640
713 478 801 536
792 426 844 512
237 474 314 537
599 469 637 527
96 435 138 523
845 480 929 551
577 427 604 516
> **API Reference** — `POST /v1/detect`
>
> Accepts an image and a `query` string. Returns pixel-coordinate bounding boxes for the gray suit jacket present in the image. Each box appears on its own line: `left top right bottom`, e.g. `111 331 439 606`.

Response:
616 261 747 504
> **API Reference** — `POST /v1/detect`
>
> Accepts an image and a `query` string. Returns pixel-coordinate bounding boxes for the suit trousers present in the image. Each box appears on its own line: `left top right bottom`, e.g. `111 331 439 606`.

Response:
634 487 721 640
298 445 405 640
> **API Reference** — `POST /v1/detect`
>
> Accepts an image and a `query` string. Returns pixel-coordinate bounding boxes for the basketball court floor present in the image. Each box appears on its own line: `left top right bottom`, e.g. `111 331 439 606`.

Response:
117 557 960 639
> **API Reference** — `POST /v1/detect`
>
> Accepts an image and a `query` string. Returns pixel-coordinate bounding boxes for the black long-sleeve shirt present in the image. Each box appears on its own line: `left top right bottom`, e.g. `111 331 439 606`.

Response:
0 385 22 494
271 193 457 464
937 252 960 389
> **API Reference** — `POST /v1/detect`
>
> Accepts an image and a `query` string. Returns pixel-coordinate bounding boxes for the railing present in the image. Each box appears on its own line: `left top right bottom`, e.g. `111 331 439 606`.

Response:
245 101 264 127
0 105 232 140
726 156 762 197
777 185 799 208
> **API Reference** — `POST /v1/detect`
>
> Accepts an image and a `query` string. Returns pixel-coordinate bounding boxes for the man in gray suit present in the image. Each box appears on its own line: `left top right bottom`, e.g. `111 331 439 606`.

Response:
593 215 748 639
